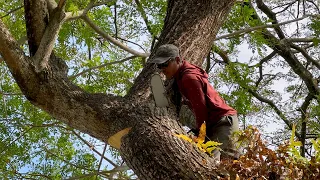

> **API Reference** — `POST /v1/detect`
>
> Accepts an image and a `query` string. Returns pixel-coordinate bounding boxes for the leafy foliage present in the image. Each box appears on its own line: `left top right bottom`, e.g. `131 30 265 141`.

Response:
310 17 320 37
218 126 320 179
175 123 222 156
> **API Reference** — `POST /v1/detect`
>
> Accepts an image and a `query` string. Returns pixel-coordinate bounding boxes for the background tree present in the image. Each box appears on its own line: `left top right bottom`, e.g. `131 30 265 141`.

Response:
0 0 319 179
211 0 320 157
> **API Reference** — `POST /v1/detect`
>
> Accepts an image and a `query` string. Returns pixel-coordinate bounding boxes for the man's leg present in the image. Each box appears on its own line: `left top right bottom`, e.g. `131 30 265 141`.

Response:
207 115 240 160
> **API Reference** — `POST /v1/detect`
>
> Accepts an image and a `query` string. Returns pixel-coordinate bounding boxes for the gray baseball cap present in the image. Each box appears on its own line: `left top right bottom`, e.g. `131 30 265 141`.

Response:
148 44 179 64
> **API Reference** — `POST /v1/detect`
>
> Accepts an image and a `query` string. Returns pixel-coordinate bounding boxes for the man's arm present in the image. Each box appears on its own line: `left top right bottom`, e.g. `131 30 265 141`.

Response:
181 76 208 129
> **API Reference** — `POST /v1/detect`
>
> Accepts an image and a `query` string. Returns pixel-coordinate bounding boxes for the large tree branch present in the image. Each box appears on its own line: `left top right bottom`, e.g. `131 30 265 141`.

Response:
0 20 28 76
82 15 149 58
113 2 118 38
24 0 50 55
243 1 320 97
0 36 27 64
45 0 57 13
275 39 320 95
0 12 134 142
32 1 66 72
57 1 149 64
290 43 320 70
256 0 286 39
1 0 146 145
247 89 298 137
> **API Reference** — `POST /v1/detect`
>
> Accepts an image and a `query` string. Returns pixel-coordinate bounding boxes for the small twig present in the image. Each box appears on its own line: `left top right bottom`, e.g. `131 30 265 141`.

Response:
134 0 155 37
64 1 114 21
215 15 310 41
303 0 306 15
88 43 92 60
306 0 320 14
0 127 33 155
72 130 118 167
253 51 277 87
0 6 23 19
297 0 301 19
205 52 211 73
96 143 108 179
82 15 149 57
25 122 67 130
113 36 147 52
292 81 304 99
19 173 51 180
150 36 156 52
44 147 95 171
0 90 22 96
66 166 130 180
69 56 136 79
274 1 297 14
114 2 118 38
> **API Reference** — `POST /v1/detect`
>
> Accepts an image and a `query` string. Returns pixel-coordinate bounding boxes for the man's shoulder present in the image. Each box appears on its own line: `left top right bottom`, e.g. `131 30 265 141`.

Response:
179 73 205 89
181 72 199 81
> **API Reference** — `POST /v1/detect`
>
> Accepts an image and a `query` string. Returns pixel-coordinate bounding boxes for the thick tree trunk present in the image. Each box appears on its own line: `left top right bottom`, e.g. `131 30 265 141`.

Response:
0 0 235 179
128 0 235 100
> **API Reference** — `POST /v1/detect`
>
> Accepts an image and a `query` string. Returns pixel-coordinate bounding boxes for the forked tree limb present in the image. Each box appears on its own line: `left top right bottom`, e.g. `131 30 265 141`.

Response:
32 1 66 72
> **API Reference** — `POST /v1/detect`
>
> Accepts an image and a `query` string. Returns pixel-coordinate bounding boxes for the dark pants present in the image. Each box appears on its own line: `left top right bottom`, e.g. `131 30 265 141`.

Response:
207 115 240 160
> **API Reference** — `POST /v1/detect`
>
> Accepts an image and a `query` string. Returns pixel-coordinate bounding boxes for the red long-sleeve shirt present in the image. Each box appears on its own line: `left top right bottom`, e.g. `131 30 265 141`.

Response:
174 61 237 129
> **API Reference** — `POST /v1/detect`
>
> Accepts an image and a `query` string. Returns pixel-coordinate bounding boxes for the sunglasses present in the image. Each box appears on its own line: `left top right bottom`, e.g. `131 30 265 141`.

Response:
157 58 173 69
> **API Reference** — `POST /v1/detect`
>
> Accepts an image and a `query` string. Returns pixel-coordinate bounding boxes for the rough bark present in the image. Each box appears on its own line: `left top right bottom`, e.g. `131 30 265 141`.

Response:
0 0 236 179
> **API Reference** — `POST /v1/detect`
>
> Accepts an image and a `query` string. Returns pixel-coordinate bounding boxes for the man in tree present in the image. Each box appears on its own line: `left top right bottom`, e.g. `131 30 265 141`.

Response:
150 44 240 160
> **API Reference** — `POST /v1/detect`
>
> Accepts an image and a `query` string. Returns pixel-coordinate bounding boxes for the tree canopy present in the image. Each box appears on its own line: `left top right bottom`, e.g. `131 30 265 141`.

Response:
0 0 319 179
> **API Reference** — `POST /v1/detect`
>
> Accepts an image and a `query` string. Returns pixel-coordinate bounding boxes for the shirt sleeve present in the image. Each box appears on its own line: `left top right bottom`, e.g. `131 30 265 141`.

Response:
181 76 208 129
